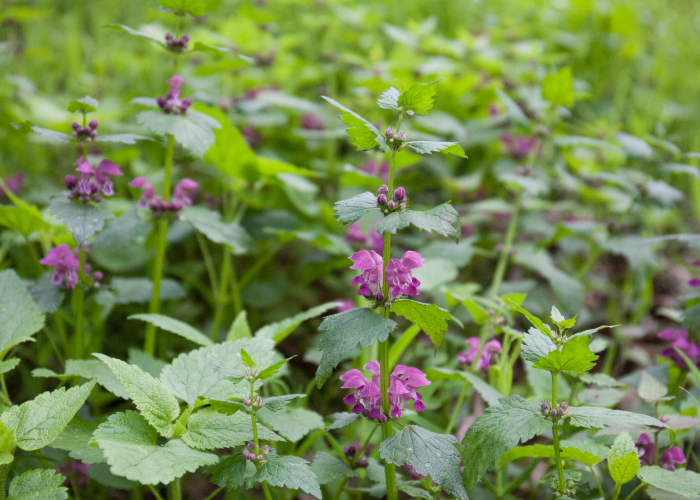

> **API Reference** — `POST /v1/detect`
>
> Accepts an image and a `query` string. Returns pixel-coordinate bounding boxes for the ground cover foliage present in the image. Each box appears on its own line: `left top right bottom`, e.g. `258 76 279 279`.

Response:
1 0 700 499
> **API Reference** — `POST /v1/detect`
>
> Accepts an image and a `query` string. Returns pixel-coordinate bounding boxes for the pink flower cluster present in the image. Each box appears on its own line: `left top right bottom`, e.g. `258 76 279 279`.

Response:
346 222 382 253
129 177 198 217
65 158 123 203
40 245 102 289
156 75 192 115
458 337 502 371
359 159 389 182
658 328 700 368
636 433 686 470
500 134 539 160
71 119 99 141
340 361 430 420
242 441 269 462
349 250 423 301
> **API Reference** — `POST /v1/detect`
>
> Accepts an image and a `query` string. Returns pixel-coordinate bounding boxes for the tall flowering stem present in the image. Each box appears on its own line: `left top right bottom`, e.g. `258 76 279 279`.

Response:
144 134 175 355
551 372 566 495
72 247 86 359
248 379 274 500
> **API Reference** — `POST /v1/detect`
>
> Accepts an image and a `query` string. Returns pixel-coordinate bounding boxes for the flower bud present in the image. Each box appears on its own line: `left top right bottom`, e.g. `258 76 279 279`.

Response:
387 200 395 210
182 98 193 109
93 271 103 280
247 441 255 450
65 175 78 190
182 34 190 42
558 408 564 415
560 402 568 409
257 455 263 461
377 194 387 206
385 128 393 138
378 414 387 423
393 187 406 201
362 409 370 418
71 122 80 130
89 119 99 129
165 33 173 40
244 398 251 406
571 490 576 496
90 130 97 138
400 202 406 210
375 291 385 302
540 402 548 411
550 409 557 417
378 184 389 195
565 490 570 495
156 96 166 107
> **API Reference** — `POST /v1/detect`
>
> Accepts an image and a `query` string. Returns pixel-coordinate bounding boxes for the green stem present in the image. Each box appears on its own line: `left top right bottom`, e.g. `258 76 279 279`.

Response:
144 134 175 355
147 485 164 500
73 247 86 359
563 379 579 438
204 486 224 500
0 464 7 500
445 381 468 434
171 477 181 500
624 482 645 500
489 189 523 298
590 466 605 499
551 372 565 495
229 256 243 316
612 483 622 500
209 248 231 340
250 382 273 500
333 476 350 500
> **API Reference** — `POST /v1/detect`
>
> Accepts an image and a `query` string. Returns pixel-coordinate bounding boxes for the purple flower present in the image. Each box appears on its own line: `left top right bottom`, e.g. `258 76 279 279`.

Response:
129 177 156 208
300 113 326 130
340 363 383 421
40 245 80 289
359 160 390 182
157 75 192 115
70 158 122 202
688 260 700 287
388 365 430 417
659 328 700 368
59 460 91 486
661 446 686 471
500 134 538 160
346 222 383 253
0 172 24 199
349 250 424 300
130 177 197 216
636 433 655 466
385 251 424 298
457 337 502 371
334 299 355 312
350 250 384 298
172 178 198 207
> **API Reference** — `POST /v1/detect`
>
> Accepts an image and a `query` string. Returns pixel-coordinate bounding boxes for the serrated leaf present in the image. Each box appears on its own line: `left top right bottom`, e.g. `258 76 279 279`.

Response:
609 432 639 484
136 110 220 158
240 349 255 368
257 358 292 380
532 335 598 373
46 198 115 246
316 308 397 388
639 372 670 402
261 394 307 412
103 23 165 45
33 359 127 399
203 454 247 489
160 0 205 16
0 358 19 375
257 407 324 442
25 123 73 143
1 380 96 450
637 466 700 498
397 81 439 116
424 368 504 407
310 452 355 484
94 354 179 437
578 373 625 387
249 455 322 499
404 141 466 157
521 327 556 362
327 412 359 430
397 483 432 499
227 311 252 340
67 96 98 113
181 408 282 450
51 417 105 464
255 301 341 343
377 87 399 110
333 191 379 224
461 395 552 493
508 300 550 336
568 324 616 339
0 270 45 355
380 425 467 499
89 208 151 248
499 443 605 469
551 306 566 324
374 203 461 242
462 299 489 325
390 300 450 350
567 406 668 429
322 96 386 152
7 469 67 500
180 206 250 255
128 313 212 347
93 411 218 485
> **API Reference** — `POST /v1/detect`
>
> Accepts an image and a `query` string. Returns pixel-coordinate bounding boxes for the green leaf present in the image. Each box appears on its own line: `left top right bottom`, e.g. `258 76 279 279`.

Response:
181 408 282 450
33 359 128 399
425 368 504 407
638 371 671 402
94 354 180 437
390 300 450 350
255 301 342 344
550 306 566 324
322 96 386 152
542 67 574 107
398 81 439 116
0 203 50 237
159 0 205 16
93 411 218 485
532 336 598 373
227 311 252 340
26 273 64 314
257 358 292 380
637 466 700 498
461 395 552 493
0 270 45 356
249 455 322 499
46 199 115 246
203 108 255 179
499 443 605 469
310 452 355 484
261 394 307 412
240 349 255 368
13 121 72 143
397 483 432 499
379 425 467 499
67 96 98 113
136 110 221 158
203 455 247 490
103 23 165 46
377 87 399 110
404 141 467 157
316 308 397 388
521 327 556 363
578 373 625 387
128 314 212 347
1 380 96 451
180 206 250 255
333 191 379 224
507 300 550 336
609 432 640 485
89 208 151 248
96 133 152 144
462 299 489 325
566 406 668 429
51 417 105 464
257 407 325 442
374 203 461 242
0 358 19 375
327 412 359 430
7 469 67 500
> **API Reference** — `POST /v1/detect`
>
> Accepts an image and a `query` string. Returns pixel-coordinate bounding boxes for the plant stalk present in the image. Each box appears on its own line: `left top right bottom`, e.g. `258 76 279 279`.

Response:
73 246 86 359
250 381 273 500
551 372 566 495
171 478 181 500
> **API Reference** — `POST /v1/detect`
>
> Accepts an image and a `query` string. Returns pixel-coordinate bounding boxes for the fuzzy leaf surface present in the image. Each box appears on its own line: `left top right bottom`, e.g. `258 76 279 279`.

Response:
377 87 399 109
51 417 105 464
316 308 397 388
93 411 218 485
7 469 68 500
638 372 670 402
390 300 450 350
637 466 700 498
374 204 461 242
180 206 250 255
47 199 114 246
567 406 668 429
136 110 220 158
181 408 282 450
379 425 467 499
461 395 552 493
532 335 598 373
255 301 341 343
94 354 179 437
310 452 355 484
103 23 165 45
0 270 45 355
521 327 556 362
333 192 379 224
129 314 213 347
398 81 439 116
609 432 639 485
322 96 386 151
204 455 247 489
327 412 359 430
249 455 322 499
67 96 98 113
404 141 466 157
257 407 324 442
499 444 605 469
